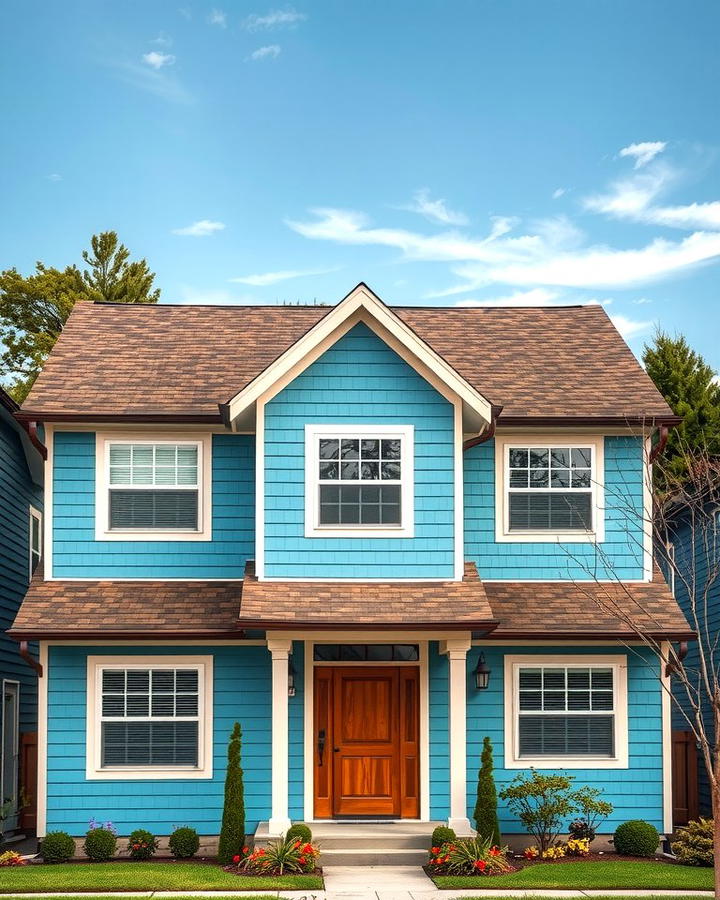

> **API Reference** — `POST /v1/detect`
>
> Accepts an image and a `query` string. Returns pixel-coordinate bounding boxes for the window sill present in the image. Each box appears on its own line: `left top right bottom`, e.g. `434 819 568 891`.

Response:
504 755 627 770
495 529 599 544
95 529 212 542
87 766 212 781
305 525 414 539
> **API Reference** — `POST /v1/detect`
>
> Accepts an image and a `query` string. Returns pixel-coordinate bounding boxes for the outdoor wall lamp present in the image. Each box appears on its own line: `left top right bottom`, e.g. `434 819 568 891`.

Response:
288 656 296 697
473 652 491 690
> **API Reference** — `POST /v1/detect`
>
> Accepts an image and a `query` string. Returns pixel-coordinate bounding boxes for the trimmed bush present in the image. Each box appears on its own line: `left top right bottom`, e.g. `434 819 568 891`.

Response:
169 826 200 860
672 817 714 866
431 825 457 848
127 828 159 861
474 735 501 845
286 823 313 843
613 819 659 857
84 826 117 862
217 722 245 865
40 831 75 863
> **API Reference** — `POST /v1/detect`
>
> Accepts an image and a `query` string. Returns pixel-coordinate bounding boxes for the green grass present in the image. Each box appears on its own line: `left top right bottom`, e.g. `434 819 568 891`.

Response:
432 859 714 890
451 897 712 900
0 862 323 892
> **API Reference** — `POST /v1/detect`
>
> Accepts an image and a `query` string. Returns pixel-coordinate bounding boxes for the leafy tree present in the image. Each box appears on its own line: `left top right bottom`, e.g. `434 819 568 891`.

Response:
499 769 576 852
0 231 160 401
217 722 245 865
473 736 500 844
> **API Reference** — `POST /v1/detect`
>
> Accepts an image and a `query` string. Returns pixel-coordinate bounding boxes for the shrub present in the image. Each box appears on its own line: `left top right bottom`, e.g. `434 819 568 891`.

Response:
127 828 159 861
40 830 75 863
428 837 512 876
542 844 566 859
499 769 576 853
240 835 319 875
218 722 245 865
613 820 659 857
565 837 590 857
286 823 312 843
431 825 456 848
571 786 613 843
84 825 117 862
169 825 200 860
474 736 501 845
671 817 714 866
0 850 27 866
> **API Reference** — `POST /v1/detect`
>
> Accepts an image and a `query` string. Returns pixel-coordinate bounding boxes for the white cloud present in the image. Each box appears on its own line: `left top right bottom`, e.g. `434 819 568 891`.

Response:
552 188 566 199
229 266 337 286
143 51 176 69
453 288 560 307
111 58 191 103
45 173 62 182
618 141 667 169
152 33 173 46
609 313 654 339
177 285 261 305
178 7 191 20
248 44 281 60
633 297 653 304
208 9 227 27
402 189 469 226
172 219 226 236
244 7 306 29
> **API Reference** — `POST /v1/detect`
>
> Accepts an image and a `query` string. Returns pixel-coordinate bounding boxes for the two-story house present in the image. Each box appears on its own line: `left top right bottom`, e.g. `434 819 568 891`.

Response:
9 284 693 854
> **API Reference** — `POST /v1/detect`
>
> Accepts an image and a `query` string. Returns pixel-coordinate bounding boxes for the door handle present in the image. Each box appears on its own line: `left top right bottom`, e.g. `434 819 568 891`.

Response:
317 729 326 767
333 747 340 752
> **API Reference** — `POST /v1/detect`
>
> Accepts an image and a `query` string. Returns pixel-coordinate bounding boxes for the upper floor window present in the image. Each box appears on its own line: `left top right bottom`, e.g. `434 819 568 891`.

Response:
29 506 42 577
304 425 414 538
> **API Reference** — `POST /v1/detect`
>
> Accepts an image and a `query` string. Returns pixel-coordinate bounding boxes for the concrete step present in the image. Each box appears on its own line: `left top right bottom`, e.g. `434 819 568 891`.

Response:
312 832 430 850
319 847 429 866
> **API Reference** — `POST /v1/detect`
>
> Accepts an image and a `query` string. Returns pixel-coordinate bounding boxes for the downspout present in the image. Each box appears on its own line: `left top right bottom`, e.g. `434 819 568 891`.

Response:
16 418 48 460
18 640 43 677
463 404 502 452
649 423 670 464
665 640 688 677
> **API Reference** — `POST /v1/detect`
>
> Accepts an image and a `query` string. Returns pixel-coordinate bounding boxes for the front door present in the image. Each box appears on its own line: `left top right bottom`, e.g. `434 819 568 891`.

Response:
314 666 420 818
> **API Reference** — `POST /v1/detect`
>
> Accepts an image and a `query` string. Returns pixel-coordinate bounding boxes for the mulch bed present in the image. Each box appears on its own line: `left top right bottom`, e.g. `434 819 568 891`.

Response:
221 865 323 877
424 853 674 879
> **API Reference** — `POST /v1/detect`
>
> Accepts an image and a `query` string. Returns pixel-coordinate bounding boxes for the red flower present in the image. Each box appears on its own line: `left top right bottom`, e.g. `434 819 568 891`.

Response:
243 846 249 853
232 854 241 863
474 859 487 871
431 846 440 853
304 842 313 853
299 855 306 864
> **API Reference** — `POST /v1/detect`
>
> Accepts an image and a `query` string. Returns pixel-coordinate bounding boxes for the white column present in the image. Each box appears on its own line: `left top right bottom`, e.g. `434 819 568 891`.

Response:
267 637 293 836
442 636 474 836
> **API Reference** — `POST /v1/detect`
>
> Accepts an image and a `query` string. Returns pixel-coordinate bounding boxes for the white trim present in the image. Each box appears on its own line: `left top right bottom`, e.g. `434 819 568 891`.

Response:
44 427 54 579
473 639 645 646
37 642 48 836
303 424 415 539
255 402 265 579
267 637 292 836
259 576 452 583
94 433 213 542
661 641 673 833
440 637 473 835
29 504 42 581
453 401 464 580
643 436 654 581
85 655 213 780
503 653 628 769
1 679 21 827
46 639 266 646
494 435 605 544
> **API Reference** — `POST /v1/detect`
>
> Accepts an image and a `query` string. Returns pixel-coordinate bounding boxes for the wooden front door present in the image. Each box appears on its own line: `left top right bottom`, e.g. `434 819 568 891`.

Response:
314 666 420 818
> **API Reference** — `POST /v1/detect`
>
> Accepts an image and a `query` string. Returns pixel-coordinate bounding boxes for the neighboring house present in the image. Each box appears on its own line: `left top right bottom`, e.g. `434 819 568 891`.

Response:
0 387 43 837
9 284 693 855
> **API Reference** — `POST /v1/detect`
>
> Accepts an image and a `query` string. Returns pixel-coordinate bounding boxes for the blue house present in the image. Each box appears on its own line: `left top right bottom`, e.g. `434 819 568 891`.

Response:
1 387 43 837
10 284 693 857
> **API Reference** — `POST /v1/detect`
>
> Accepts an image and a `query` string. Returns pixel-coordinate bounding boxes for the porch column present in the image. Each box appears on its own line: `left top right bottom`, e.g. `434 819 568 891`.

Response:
267 637 293 836
442 636 474 836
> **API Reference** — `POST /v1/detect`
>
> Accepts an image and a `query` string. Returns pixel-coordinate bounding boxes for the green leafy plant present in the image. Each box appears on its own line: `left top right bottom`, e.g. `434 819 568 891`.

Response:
239 835 319 875
671 818 713 866
217 722 245 865
126 828 159 861
84 825 117 861
474 736 501 844
431 825 456 848
169 825 200 859
286 823 312 843
571 786 613 843
39 830 75 863
613 820 659 857
499 769 575 853
429 837 512 876
0 850 27 866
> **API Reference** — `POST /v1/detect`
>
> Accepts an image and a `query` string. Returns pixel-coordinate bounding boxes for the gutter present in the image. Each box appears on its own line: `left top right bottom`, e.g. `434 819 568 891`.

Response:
463 404 503 452
649 423 670 463
486 630 697 642
9 628 248 642
238 620 500 633
18 641 43 677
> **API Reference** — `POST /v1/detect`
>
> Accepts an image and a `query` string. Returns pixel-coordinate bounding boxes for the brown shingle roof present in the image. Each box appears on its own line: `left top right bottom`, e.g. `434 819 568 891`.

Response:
22 299 674 421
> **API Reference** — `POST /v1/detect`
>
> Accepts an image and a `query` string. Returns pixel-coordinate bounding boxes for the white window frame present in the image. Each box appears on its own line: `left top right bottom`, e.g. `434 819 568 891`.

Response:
304 424 415 538
494 435 605 543
29 505 42 579
86 655 213 780
95 433 213 541
503 654 628 769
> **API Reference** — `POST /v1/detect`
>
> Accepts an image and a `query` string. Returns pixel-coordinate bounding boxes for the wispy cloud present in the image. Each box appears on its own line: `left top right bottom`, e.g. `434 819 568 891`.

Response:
453 288 560 307
229 266 338 286
177 285 262 305
244 6 306 30
609 313 654 339
111 58 191 103
401 189 469 226
208 9 227 27
172 219 226 236
45 173 62 182
151 33 173 46
618 141 667 169
248 44 281 61
178 7 191 21
552 187 566 199
142 50 176 69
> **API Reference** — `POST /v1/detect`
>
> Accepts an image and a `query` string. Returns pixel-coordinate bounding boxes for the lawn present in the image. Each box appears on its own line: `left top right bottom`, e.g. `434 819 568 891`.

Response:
0 862 324 892
432 859 714 890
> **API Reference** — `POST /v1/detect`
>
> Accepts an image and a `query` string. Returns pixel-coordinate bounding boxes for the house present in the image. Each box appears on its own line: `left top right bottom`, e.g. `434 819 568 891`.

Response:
9 283 693 856
1 387 43 838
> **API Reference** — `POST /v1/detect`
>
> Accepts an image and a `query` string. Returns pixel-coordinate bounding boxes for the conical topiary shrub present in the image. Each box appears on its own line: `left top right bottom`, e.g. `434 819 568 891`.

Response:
473 735 501 844
217 722 245 864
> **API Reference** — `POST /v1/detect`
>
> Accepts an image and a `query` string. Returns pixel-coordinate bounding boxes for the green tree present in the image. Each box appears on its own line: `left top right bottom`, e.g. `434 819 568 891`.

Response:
643 330 720 487
217 722 245 865
499 769 576 852
473 736 501 844
0 231 160 401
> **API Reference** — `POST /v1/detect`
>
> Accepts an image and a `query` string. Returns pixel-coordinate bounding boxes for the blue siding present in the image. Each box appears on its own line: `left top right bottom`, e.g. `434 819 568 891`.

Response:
52 433 254 578
46 645 273 835
264 323 455 578
464 436 645 580
429 642 449 819
289 641 305 819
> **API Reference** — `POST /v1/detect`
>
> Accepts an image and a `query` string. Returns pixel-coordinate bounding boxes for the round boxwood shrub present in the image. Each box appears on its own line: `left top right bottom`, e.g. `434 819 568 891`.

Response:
169 826 200 860
613 820 659 857
431 825 457 848
127 828 159 861
671 817 714 866
84 826 117 862
40 831 75 863
286 823 312 843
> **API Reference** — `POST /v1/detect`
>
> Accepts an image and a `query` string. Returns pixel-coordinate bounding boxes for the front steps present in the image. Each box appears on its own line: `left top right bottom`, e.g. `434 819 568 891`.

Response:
255 820 441 866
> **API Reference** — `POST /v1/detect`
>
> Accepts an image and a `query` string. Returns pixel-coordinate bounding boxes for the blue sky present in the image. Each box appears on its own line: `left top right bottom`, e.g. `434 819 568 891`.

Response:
1 0 719 367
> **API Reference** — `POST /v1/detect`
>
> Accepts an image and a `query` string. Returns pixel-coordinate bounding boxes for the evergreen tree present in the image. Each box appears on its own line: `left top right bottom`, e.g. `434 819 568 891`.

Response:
473 735 501 844
217 722 245 865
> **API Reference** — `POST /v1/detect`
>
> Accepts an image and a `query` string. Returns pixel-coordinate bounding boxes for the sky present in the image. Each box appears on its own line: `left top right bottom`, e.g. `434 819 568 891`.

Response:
1 0 719 368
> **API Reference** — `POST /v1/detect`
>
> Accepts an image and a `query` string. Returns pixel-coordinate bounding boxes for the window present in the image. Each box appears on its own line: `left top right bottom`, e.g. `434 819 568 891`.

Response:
87 656 213 780
313 643 419 661
504 655 628 768
305 425 414 537
29 507 42 577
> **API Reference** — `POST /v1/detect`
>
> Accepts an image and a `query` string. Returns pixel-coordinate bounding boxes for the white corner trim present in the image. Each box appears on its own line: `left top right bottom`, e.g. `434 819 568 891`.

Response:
85 655 213 780
255 401 265 579
503 653 629 769
493 434 606 544
37 642 48 836
453 400 464 581
44 426 54 580
93 433 213 542
643 436 654 581
29 504 42 581
661 641 673 833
